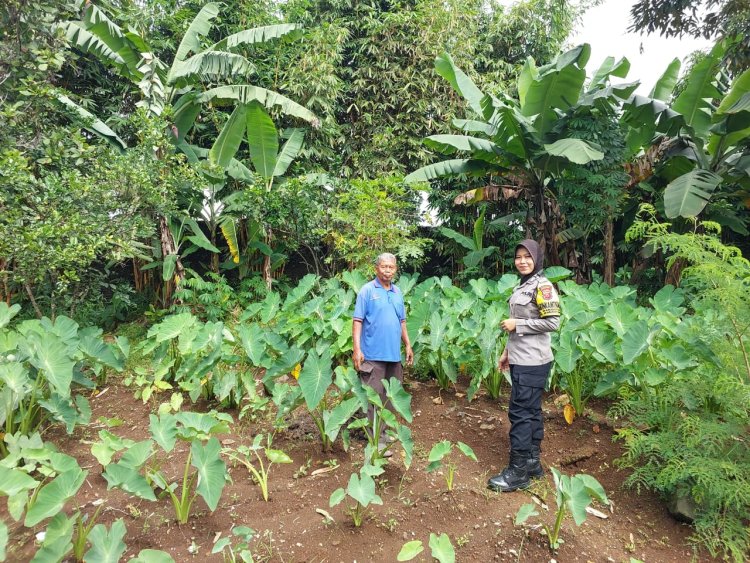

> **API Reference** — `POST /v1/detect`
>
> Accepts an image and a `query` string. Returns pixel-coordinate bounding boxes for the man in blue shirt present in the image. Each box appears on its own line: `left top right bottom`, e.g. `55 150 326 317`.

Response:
352 253 413 453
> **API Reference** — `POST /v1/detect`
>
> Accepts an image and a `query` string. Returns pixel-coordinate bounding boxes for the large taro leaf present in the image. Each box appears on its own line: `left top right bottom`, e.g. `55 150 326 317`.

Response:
346 472 382 508
24 467 86 527
83 519 127 563
78 334 123 371
237 322 267 366
282 274 318 310
397 425 414 470
102 440 156 501
428 532 456 563
127 550 175 563
621 320 650 365
30 512 74 563
192 437 226 512
555 331 581 373
323 397 360 443
39 394 91 434
580 325 618 364
0 466 38 496
103 464 156 502
0 303 21 329
91 431 135 467
650 285 685 314
25 332 74 398
664 169 722 218
147 312 196 343
175 411 232 440
149 413 177 453
383 379 413 423
298 349 333 411
604 302 639 338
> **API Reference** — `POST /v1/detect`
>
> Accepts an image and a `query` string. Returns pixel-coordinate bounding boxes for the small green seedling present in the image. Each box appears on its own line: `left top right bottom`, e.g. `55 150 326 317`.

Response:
397 532 456 562
425 440 477 491
329 464 384 527
515 467 609 551
223 433 292 501
212 526 256 562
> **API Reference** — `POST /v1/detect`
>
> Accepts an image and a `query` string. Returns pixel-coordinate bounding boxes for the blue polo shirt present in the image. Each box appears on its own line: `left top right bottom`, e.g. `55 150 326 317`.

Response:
353 278 406 362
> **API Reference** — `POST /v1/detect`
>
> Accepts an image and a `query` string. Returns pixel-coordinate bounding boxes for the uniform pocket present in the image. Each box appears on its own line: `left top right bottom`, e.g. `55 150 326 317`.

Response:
512 293 535 319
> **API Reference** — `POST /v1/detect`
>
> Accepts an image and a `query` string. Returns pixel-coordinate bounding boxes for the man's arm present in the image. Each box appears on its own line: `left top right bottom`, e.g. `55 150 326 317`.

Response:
352 319 364 370
401 320 413 365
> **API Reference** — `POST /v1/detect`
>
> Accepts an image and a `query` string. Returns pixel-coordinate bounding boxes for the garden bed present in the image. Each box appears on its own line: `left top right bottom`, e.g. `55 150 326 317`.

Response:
5 376 713 563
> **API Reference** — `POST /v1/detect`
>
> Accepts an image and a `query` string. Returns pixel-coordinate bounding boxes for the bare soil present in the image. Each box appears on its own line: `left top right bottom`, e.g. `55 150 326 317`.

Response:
6 376 714 563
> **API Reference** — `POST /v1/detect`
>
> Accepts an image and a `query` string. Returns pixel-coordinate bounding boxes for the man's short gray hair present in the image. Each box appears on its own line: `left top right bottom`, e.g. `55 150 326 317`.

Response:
375 252 397 265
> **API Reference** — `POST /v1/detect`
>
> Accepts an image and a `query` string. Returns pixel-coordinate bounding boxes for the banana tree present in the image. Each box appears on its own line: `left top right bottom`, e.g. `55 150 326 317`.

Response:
406 45 636 265
622 42 750 234
57 2 317 298
58 2 316 133
207 101 306 288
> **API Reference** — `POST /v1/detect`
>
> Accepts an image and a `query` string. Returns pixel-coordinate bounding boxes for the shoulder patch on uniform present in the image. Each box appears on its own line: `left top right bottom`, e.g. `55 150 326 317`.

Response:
539 284 553 301
536 282 560 318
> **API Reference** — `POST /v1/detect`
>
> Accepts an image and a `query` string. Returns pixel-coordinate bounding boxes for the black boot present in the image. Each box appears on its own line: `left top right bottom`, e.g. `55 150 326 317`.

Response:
487 451 530 492
527 444 543 479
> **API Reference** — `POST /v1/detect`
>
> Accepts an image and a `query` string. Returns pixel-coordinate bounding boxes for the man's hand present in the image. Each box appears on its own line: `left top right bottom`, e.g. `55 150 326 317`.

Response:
498 349 509 373
405 345 414 366
353 349 364 371
500 318 517 333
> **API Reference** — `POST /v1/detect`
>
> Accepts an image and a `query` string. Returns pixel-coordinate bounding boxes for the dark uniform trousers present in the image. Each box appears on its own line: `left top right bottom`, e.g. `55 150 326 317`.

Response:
508 362 552 452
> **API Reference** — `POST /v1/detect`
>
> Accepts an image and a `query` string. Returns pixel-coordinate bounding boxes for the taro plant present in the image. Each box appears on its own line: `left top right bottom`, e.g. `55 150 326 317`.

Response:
426 440 478 491
329 464 384 527
515 467 609 551
223 433 292 502
397 533 456 562
130 312 229 403
211 525 256 562
0 308 126 448
101 410 231 524
347 378 414 467
0 436 86 528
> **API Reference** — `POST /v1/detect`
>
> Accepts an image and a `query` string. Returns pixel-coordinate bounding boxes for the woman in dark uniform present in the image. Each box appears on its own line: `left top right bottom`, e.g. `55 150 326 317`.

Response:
487 239 560 492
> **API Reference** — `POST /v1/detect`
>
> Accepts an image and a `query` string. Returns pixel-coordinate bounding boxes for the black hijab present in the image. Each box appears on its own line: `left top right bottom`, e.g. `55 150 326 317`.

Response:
516 239 544 284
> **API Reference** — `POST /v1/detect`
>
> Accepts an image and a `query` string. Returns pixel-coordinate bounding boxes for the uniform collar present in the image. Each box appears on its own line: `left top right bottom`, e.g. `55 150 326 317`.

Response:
373 278 396 292
519 272 542 287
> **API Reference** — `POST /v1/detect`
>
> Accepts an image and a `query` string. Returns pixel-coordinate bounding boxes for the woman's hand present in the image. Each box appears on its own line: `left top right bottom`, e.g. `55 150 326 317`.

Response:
498 349 509 372
500 318 517 333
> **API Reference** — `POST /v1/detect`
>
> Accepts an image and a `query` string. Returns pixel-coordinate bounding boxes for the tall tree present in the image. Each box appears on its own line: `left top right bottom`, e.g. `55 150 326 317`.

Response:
274 0 581 177
629 0 750 75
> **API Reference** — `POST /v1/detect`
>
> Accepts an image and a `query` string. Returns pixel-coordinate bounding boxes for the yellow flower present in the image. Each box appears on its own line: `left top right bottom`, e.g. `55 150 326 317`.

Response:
291 363 302 380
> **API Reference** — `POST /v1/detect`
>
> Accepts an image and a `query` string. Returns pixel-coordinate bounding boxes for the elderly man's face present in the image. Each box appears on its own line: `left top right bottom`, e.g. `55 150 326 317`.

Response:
375 258 397 284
